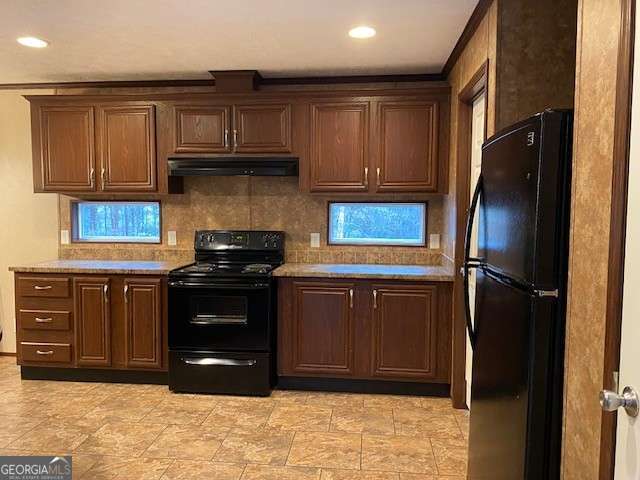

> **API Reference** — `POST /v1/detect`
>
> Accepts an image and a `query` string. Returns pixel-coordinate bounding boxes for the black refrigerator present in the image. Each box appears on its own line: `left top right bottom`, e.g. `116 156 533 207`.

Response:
464 110 573 480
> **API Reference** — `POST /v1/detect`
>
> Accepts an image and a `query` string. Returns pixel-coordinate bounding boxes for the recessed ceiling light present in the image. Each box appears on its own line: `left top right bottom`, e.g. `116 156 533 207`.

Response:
17 36 49 48
348 26 376 39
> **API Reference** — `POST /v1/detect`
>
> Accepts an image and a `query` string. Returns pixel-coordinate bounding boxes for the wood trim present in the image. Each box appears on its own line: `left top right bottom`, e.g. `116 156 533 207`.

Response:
0 352 17 357
451 61 489 409
600 0 636 477
442 0 494 77
0 73 445 91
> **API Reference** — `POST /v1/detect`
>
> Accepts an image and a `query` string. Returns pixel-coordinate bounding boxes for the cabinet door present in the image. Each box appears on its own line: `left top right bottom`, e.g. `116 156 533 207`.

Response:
124 278 162 369
371 284 438 380
309 102 369 192
97 105 157 191
175 106 231 153
74 278 111 367
376 101 439 192
233 104 291 153
291 281 355 375
39 106 96 192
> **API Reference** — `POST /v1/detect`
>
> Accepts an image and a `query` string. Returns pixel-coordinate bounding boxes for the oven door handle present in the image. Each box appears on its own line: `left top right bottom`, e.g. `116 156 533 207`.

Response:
190 315 248 326
169 281 270 290
181 357 257 367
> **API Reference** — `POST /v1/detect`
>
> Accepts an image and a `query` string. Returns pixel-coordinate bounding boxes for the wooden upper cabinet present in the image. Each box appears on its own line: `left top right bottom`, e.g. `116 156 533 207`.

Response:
74 277 111 367
38 106 96 192
376 100 440 192
309 102 369 192
124 278 162 370
290 281 355 375
96 105 157 192
371 284 438 380
233 103 291 153
175 106 231 153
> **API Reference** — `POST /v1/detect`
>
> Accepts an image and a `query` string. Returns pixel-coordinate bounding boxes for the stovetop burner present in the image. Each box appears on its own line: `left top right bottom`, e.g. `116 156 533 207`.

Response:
242 263 274 274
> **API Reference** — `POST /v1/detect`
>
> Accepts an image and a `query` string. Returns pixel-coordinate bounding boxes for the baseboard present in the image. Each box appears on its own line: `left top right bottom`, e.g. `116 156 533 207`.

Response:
0 352 17 356
277 376 450 396
21 366 168 384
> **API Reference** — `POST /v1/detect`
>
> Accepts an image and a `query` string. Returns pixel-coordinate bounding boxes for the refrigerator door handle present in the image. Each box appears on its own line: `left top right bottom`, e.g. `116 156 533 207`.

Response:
463 175 483 349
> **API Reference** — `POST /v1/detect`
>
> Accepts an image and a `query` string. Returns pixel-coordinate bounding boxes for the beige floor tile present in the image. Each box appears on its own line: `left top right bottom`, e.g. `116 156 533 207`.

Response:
161 460 245 480
452 413 469 439
144 424 230 460
306 393 365 408
240 464 321 480
267 404 332 432
270 390 310 405
10 420 91 452
361 435 437 474
431 439 468 476
287 432 361 470
393 409 462 439
0 415 46 446
362 395 424 410
37 395 109 419
75 422 166 456
70 454 101 479
79 456 173 479
399 475 465 480
140 400 213 426
321 469 400 479
330 407 395 435
214 430 294 465
85 396 162 423
420 398 456 415
203 402 275 429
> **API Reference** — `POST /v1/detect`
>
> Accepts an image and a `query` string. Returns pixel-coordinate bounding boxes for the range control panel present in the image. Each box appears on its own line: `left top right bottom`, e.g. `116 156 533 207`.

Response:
195 230 285 251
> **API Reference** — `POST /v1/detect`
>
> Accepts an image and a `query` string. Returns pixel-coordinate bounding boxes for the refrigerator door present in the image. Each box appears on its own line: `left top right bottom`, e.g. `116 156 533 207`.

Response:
468 269 562 480
479 110 571 288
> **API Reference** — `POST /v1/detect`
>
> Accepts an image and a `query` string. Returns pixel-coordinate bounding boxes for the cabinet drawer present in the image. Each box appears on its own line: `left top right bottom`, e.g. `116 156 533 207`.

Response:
19 310 71 331
20 342 72 363
17 277 70 298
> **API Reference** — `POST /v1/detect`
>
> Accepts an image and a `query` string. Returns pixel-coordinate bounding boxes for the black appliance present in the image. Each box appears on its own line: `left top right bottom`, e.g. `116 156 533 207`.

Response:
463 110 572 479
168 230 284 396
168 157 298 177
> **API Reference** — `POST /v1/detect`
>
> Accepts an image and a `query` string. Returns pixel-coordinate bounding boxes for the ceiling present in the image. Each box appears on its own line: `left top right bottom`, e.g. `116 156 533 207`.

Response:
0 0 477 84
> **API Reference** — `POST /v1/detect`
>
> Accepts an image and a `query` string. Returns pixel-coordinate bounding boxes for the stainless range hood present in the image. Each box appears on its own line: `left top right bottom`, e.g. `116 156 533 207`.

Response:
168 157 298 177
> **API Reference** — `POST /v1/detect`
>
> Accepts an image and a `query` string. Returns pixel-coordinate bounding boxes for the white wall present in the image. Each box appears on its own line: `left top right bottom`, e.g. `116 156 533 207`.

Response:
0 90 58 353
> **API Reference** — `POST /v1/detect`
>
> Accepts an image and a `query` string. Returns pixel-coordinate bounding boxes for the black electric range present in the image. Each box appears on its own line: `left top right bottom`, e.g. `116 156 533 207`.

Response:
168 230 284 396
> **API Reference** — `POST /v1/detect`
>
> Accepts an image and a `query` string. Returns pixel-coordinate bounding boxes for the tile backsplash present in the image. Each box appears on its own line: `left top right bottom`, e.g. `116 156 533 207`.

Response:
59 176 444 266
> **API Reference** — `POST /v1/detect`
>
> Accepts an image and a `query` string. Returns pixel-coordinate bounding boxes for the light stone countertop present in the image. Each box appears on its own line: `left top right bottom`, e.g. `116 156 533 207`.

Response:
272 263 455 282
9 259 189 275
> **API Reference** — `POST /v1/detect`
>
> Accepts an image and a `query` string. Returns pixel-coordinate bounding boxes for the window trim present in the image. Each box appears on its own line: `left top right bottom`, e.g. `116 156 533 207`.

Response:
71 200 162 244
326 201 428 247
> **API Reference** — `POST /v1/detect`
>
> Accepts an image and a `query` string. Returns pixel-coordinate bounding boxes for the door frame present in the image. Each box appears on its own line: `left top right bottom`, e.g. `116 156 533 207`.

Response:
601 0 636 477
451 61 489 409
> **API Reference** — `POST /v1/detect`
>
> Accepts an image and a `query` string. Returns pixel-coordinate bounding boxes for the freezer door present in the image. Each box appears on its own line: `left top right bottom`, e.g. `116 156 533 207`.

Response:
479 111 571 287
468 269 562 480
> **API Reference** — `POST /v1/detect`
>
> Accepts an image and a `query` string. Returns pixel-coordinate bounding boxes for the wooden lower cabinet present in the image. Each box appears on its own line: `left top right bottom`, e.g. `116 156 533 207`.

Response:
14 273 166 371
278 278 451 384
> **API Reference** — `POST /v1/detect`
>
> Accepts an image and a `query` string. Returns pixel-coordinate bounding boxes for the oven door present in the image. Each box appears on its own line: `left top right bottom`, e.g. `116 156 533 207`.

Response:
168 279 272 351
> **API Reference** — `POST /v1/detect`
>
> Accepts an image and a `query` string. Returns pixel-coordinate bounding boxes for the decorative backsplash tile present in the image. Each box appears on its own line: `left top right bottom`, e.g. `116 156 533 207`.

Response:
58 176 445 266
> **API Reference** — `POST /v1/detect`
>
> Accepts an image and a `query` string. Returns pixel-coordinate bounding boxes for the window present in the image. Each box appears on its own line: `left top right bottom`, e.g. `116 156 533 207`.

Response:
72 201 161 243
328 202 426 246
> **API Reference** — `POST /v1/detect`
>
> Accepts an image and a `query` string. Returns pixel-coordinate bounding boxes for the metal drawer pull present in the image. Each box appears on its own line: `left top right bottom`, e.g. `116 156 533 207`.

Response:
224 129 229 148
124 284 129 303
103 284 109 303
35 317 53 323
36 350 54 355
349 289 354 308
233 129 239 150
182 357 256 367
364 167 368 187
373 289 378 309
33 285 52 290
376 167 381 185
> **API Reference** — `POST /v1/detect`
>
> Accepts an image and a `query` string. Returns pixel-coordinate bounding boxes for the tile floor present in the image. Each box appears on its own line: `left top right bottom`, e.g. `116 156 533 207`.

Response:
0 357 469 479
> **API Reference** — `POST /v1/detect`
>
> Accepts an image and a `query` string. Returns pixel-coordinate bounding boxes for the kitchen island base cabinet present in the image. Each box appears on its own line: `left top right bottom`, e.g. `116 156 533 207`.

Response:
278 278 451 386
14 273 166 373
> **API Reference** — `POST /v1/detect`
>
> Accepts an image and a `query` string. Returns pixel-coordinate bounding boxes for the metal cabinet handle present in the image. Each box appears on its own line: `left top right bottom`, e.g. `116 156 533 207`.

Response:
90 168 95 186
376 167 381 186
364 167 369 187
124 284 129 303
100 167 106 188
349 289 354 308
373 289 378 309
35 317 53 323
182 357 256 367
36 350 54 355
103 284 109 303
224 129 229 149
601 386 639 417
233 129 238 151
34 285 52 290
